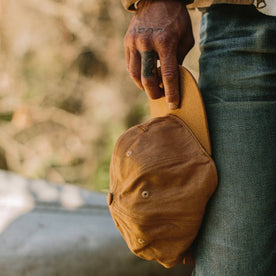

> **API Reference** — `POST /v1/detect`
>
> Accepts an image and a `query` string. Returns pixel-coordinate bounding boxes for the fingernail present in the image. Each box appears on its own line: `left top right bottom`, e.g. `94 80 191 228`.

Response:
168 102 178 110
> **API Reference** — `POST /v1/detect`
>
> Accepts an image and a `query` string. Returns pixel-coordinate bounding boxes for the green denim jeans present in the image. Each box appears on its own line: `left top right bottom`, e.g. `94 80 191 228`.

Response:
192 5 276 276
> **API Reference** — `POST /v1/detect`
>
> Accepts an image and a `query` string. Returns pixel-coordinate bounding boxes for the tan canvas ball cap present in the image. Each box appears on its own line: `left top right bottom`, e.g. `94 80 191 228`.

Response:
107 66 218 268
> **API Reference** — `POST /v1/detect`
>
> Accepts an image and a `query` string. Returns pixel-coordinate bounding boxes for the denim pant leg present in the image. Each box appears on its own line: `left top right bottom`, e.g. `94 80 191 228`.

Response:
192 5 276 276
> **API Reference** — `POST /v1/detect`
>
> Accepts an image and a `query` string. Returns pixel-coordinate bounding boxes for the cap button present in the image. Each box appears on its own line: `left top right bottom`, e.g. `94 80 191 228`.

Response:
107 192 113 206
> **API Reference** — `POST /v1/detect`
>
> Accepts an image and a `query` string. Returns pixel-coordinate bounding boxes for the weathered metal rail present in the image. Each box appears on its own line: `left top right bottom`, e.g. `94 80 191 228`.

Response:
0 170 193 276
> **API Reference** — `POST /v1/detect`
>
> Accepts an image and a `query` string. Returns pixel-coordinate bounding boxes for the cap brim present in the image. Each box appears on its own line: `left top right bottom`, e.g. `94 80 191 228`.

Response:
148 66 212 155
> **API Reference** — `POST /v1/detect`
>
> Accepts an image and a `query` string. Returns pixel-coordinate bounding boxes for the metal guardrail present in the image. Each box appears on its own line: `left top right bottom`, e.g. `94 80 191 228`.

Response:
0 170 193 276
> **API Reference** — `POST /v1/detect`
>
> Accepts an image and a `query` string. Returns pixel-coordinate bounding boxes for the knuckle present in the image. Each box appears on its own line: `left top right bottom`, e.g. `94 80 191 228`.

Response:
158 47 175 59
162 70 177 82
124 33 129 43
137 35 151 49
166 93 178 103
155 35 169 46
166 91 178 98
142 77 155 88
124 33 135 45
124 41 137 53
155 34 174 51
129 70 140 80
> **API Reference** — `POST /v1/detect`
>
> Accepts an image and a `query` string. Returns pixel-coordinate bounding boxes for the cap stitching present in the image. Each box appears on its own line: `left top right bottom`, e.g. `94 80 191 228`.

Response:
168 114 212 158
110 115 216 196
137 125 148 132
116 118 179 165
111 124 149 191
110 204 203 224
166 115 218 192
112 155 206 190
134 154 211 177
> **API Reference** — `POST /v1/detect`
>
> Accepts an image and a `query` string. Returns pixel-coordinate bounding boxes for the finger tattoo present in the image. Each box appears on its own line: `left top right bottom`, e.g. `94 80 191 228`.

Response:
128 27 163 34
141 51 156 77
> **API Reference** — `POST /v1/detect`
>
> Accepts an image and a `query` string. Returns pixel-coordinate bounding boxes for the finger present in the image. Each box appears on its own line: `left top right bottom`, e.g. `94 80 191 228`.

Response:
124 31 132 71
159 54 179 110
125 46 130 71
141 50 162 99
128 49 144 90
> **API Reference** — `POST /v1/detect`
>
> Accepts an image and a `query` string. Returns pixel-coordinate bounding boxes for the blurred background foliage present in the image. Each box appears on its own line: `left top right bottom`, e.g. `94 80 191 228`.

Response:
0 0 201 192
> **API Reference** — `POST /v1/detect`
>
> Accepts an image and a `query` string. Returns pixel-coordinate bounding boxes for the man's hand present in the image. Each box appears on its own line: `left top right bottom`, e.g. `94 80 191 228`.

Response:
124 0 194 109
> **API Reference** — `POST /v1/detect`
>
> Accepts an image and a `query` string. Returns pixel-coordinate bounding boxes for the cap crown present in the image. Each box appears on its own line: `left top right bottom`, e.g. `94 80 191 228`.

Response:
108 115 217 268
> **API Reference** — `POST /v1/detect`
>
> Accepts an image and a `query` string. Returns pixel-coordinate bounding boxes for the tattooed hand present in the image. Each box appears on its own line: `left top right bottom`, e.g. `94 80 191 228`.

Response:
124 0 194 109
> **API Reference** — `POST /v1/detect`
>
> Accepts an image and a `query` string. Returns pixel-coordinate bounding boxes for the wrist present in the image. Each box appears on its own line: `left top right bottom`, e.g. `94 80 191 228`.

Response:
134 0 194 10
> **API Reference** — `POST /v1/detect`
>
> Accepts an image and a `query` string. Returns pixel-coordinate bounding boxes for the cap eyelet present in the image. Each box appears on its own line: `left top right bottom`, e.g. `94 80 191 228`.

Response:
138 238 145 244
126 150 133 157
141 191 149 199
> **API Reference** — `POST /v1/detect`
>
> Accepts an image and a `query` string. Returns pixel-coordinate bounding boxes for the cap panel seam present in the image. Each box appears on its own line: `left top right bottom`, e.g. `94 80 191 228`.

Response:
110 115 218 201
167 114 218 186
110 204 203 224
131 154 213 178
126 116 214 174
111 124 147 192
112 116 198 185
116 154 213 194
168 114 212 158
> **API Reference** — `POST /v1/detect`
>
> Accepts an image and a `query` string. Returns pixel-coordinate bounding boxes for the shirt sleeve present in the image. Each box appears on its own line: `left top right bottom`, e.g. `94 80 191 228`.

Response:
121 0 137 11
121 0 195 11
